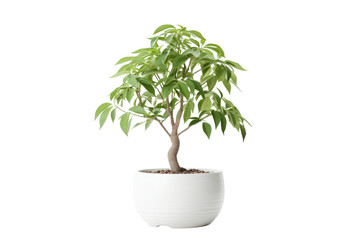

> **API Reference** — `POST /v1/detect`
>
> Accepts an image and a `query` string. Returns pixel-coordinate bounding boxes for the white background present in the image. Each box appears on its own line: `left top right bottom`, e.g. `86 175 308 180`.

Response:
1 0 359 239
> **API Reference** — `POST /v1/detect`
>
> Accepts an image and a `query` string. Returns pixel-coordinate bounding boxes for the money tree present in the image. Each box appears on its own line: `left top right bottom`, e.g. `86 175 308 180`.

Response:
95 24 250 172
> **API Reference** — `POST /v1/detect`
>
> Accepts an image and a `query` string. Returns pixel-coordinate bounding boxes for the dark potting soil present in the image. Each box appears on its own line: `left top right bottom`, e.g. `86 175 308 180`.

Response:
145 168 209 174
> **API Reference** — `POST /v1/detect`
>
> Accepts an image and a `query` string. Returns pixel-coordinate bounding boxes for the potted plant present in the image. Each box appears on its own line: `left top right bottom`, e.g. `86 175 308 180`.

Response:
95 24 250 228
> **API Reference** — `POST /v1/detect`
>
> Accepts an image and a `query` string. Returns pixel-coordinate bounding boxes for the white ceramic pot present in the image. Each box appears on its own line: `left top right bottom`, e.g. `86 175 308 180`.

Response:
133 168 224 228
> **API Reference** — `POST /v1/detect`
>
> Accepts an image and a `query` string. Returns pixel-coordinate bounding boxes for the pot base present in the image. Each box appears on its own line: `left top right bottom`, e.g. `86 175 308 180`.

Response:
134 168 224 228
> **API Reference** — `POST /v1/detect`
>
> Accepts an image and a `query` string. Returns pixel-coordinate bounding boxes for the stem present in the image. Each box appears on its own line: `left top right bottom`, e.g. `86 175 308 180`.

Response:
166 96 175 127
136 91 144 107
178 126 191 136
168 132 181 172
155 119 171 137
178 114 211 136
113 103 144 118
174 94 183 131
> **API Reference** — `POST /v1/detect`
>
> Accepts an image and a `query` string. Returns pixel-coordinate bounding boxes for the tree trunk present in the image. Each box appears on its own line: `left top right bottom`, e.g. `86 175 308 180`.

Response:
168 132 181 172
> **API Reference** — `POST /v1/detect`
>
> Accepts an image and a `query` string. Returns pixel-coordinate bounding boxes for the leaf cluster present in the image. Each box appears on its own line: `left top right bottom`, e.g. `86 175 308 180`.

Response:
95 24 250 140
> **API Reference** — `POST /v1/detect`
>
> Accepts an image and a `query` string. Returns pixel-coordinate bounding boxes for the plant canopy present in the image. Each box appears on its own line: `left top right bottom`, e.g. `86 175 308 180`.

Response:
95 24 250 172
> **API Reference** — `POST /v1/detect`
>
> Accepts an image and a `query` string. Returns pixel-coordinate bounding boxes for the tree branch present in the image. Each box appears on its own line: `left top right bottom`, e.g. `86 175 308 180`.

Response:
178 125 190 136
113 103 144 118
136 91 144 107
175 94 184 131
166 96 175 127
178 114 211 136
155 119 171 137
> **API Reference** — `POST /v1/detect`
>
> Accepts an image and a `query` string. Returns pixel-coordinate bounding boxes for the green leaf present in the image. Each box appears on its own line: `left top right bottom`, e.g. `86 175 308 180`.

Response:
178 82 190 99
215 64 226 81
165 33 174 43
137 78 155 95
190 79 205 97
222 78 231 93
132 48 153 54
188 30 206 45
183 104 191 123
202 122 212 139
110 70 130 78
162 82 177 98
133 121 145 129
111 109 116 123
120 112 131 136
201 62 212 75
189 118 201 126
154 57 168 71
204 44 225 58
225 60 246 71
145 119 153 130
95 103 112 120
124 74 140 88
240 124 246 141
185 79 195 93
243 117 252 127
169 98 178 108
126 88 135 102
153 24 175 34
205 75 217 91
129 106 147 115
220 113 227 134
150 36 159 47
200 97 211 112
99 107 112 129
188 38 200 47
183 100 194 123
211 110 221 128
136 77 153 85
230 71 237 85
115 56 134 65
173 54 191 69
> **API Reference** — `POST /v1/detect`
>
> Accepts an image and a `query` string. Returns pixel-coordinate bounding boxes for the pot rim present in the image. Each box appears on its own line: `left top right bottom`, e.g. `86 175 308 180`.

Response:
137 168 222 175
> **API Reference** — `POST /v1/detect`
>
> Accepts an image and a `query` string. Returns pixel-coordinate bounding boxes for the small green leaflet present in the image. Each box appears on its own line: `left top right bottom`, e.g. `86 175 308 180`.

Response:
145 119 153 130
99 107 112 129
204 75 217 91
124 74 140 88
189 118 201 126
126 88 135 102
211 110 221 128
129 106 147 115
202 122 212 139
137 78 155 95
162 82 177 98
225 60 247 71
184 79 195 93
188 30 206 45
220 114 227 134
95 103 112 120
240 124 246 141
153 24 175 34
173 54 191 69
222 78 231 93
204 43 225 58
190 79 205 97
120 112 131 136
200 97 211 112
183 100 194 123
133 121 145 129
115 56 134 65
177 82 190 99
188 38 200 47
110 71 130 78
110 109 116 122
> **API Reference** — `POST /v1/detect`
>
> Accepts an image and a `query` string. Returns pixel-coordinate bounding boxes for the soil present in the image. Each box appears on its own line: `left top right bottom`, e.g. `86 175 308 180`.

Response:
146 168 209 174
